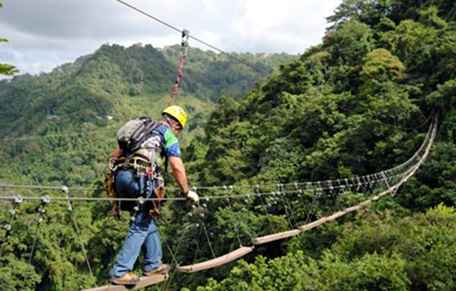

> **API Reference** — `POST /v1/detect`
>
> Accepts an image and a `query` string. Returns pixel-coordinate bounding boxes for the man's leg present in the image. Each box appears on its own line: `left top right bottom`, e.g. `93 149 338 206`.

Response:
143 219 163 273
110 212 149 278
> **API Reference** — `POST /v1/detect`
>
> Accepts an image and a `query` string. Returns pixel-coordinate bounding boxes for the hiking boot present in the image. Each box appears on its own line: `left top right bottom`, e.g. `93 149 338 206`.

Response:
144 264 171 276
110 272 140 285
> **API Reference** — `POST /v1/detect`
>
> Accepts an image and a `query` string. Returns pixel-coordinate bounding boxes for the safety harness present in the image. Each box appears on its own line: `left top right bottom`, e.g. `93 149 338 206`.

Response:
105 124 167 218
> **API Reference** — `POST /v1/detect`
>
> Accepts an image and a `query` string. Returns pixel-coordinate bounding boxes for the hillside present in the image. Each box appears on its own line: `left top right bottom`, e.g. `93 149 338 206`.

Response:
161 45 292 101
0 44 296 136
0 44 295 185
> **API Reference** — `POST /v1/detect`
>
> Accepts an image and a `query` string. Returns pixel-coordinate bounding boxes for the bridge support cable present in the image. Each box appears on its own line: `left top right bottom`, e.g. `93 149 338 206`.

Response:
224 187 244 247
278 184 298 229
302 188 320 224
29 195 50 264
175 186 262 273
0 195 23 257
196 200 217 259
0 195 22 238
255 184 270 215
62 186 94 277
158 205 200 291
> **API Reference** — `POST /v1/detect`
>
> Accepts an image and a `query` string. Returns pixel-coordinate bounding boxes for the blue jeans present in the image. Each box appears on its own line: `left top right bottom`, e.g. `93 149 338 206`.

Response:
110 170 162 278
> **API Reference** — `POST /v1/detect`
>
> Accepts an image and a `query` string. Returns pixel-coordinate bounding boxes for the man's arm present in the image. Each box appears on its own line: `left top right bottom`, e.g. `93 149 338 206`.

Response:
168 156 189 195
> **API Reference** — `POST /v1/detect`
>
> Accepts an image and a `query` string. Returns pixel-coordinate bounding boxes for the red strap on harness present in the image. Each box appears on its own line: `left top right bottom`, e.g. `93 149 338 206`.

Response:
169 29 190 104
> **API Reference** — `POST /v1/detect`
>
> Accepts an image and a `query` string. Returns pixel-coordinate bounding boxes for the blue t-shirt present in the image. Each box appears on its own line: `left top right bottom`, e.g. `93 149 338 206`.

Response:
152 124 181 158
138 123 181 165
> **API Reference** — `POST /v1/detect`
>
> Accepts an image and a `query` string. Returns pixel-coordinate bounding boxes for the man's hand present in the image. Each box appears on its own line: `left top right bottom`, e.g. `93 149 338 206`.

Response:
186 190 199 203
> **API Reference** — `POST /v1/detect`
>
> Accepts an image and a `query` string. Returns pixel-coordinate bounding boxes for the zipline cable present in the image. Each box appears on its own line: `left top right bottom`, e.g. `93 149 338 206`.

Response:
225 188 243 247
115 0 223 53
115 0 182 34
114 0 265 72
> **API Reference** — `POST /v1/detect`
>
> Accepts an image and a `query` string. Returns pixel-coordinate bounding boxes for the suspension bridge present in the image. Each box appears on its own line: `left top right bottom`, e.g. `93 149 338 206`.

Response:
0 114 438 290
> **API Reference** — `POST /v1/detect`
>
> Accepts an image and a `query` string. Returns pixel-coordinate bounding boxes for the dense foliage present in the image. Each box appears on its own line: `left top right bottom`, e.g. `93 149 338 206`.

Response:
0 0 455 290
185 0 456 290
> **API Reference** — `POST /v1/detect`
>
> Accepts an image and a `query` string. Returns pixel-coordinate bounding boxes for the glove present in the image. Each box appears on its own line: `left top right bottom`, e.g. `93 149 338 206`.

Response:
186 190 199 203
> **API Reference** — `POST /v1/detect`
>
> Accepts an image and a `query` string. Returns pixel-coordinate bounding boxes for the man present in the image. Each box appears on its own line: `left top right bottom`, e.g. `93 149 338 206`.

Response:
109 105 199 285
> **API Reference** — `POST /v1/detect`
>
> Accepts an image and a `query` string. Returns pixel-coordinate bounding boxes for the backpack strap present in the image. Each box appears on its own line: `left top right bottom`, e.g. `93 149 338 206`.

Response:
127 120 161 155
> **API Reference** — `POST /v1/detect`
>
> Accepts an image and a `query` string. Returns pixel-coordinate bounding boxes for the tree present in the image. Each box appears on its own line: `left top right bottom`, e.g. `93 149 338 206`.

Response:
0 2 17 76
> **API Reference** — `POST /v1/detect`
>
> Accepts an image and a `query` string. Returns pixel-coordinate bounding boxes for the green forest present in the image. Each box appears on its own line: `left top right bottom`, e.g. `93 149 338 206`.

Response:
0 0 455 290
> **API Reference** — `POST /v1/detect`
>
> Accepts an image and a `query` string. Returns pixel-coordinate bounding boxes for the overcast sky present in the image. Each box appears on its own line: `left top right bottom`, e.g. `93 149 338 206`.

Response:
0 0 342 75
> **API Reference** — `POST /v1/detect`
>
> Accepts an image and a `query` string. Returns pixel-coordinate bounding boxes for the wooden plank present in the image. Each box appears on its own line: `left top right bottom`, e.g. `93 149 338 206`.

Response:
344 205 362 212
253 229 301 245
82 273 167 291
298 220 325 232
325 210 346 221
298 211 347 232
176 246 254 273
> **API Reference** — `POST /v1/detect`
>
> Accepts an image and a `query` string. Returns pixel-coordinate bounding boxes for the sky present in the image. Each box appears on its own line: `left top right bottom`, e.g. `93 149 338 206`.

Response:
0 0 342 75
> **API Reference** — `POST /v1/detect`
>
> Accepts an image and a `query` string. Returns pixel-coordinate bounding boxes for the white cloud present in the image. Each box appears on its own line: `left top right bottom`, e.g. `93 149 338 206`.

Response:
0 0 342 75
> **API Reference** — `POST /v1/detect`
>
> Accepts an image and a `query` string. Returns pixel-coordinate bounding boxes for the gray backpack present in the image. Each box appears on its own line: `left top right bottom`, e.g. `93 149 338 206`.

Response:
117 117 159 156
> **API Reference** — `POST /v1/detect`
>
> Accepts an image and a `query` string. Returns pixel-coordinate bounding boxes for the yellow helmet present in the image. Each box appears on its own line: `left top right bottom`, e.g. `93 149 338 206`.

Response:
162 105 188 128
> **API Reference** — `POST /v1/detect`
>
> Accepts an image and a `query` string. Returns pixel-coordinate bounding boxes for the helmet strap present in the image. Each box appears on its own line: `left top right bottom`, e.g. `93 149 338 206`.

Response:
162 115 182 133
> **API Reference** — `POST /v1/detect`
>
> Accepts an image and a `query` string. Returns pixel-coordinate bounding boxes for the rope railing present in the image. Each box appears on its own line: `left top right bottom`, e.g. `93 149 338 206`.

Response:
0 172 415 204
0 116 436 202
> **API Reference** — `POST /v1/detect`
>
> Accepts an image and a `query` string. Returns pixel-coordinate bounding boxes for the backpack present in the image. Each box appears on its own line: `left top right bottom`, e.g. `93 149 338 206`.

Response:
116 117 159 156
110 118 162 214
